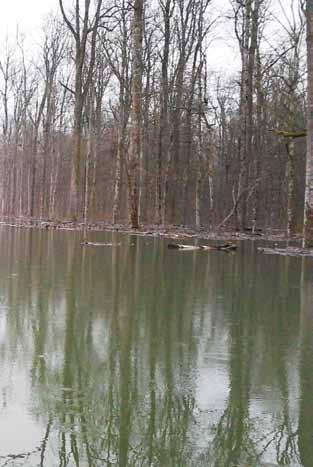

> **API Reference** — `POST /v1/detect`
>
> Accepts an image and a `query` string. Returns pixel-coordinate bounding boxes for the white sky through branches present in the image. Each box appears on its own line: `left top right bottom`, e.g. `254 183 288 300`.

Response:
0 0 57 35
0 0 304 74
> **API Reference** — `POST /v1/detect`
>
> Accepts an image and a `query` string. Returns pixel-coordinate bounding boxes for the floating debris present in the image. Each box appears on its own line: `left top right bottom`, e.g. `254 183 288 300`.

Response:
81 242 121 247
168 243 238 252
258 246 313 257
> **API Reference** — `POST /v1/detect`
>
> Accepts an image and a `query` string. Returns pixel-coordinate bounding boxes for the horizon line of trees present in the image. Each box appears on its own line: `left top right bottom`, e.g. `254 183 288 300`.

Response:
0 0 310 237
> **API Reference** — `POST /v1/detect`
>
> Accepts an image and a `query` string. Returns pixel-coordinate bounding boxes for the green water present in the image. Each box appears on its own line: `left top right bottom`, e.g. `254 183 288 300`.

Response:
0 226 312 467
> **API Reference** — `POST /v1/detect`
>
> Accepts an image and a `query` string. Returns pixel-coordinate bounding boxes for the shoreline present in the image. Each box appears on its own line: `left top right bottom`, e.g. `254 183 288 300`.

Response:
2 217 312 256
0 216 301 244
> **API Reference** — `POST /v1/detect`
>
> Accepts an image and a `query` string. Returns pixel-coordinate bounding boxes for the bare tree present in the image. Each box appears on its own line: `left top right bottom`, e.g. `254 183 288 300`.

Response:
231 0 265 229
40 19 67 219
156 0 174 225
103 0 132 224
303 0 313 246
59 0 106 219
127 0 144 229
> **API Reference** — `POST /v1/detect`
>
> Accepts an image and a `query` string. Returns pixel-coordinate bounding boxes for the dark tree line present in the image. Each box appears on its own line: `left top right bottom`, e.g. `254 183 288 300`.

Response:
0 0 309 235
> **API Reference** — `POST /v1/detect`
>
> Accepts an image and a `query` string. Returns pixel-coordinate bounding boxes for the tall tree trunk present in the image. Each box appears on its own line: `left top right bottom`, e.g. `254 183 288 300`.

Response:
235 0 261 230
139 29 152 224
303 0 313 247
59 0 103 220
30 138 38 219
83 94 94 242
243 0 260 227
252 49 262 233
113 125 124 224
156 2 172 225
70 64 84 219
195 75 203 230
41 82 55 219
113 83 128 225
127 0 144 229
90 97 101 220
286 140 296 236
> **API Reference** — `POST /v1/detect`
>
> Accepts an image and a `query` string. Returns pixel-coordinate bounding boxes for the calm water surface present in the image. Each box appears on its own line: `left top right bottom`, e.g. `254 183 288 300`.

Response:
0 226 312 467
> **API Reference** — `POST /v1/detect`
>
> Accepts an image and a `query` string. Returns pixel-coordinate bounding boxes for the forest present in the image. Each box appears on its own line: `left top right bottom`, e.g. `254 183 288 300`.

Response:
1 3 313 465
0 0 311 240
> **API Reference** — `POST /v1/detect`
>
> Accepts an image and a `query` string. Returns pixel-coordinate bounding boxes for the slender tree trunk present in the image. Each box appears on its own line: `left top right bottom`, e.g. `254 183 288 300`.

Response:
195 95 203 229
286 140 296 236
139 38 152 224
235 0 261 230
156 0 172 225
113 131 123 224
303 0 313 246
169 63 184 224
113 83 128 224
127 0 144 229
49 136 61 219
30 137 39 219
70 72 83 219
252 50 262 233
83 96 94 242
90 101 101 220
59 0 103 220
243 0 260 228
236 2 251 229
41 84 54 219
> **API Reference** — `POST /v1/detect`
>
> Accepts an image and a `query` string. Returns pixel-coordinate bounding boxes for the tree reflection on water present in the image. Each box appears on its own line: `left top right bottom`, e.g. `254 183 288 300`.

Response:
0 229 310 466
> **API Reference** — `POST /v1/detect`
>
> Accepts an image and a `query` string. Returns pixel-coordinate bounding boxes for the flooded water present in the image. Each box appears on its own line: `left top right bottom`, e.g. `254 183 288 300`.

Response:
0 226 312 467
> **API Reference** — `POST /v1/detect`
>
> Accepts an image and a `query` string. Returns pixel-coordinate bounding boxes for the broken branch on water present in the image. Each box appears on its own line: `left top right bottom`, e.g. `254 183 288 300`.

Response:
81 242 121 247
168 242 237 252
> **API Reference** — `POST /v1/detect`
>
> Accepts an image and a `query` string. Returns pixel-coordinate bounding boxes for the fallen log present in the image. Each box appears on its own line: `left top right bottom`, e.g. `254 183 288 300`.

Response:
168 244 198 250
168 243 237 252
258 246 313 257
81 242 121 247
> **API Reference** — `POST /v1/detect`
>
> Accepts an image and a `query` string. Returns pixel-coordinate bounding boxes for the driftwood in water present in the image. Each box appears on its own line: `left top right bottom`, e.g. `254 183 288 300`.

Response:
168 242 237 252
258 246 313 257
81 242 121 247
168 244 198 250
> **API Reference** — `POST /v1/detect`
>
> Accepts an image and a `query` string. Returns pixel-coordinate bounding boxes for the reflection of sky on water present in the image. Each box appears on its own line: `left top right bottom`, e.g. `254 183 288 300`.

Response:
0 405 42 456
0 366 43 456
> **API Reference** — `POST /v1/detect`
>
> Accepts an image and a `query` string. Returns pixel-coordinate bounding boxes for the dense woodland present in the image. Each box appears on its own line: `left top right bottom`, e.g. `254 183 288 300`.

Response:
0 0 310 235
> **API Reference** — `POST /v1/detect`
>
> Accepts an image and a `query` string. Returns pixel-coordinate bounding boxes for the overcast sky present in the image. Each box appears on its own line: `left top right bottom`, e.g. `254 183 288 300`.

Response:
0 0 239 73
0 0 57 36
0 0 300 74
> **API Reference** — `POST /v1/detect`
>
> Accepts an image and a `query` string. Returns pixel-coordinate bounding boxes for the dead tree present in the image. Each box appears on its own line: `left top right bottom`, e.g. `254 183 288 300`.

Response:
58 0 106 219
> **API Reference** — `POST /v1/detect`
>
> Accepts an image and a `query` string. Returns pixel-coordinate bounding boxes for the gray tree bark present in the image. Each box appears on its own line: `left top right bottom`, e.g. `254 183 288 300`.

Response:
127 0 144 229
303 0 313 246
